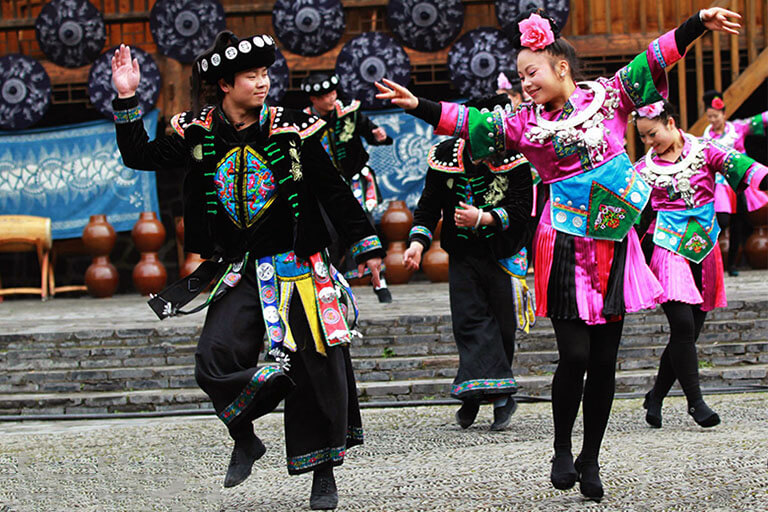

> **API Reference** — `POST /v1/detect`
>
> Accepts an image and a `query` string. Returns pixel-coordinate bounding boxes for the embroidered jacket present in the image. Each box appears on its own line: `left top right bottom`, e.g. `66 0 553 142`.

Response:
703 112 768 154
430 29 684 184
305 99 392 180
634 132 768 262
112 96 385 263
635 132 768 212
408 138 533 258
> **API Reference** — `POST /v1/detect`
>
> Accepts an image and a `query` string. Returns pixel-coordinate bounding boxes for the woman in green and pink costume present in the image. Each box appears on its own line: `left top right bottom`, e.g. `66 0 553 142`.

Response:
634 100 768 429
376 6 742 502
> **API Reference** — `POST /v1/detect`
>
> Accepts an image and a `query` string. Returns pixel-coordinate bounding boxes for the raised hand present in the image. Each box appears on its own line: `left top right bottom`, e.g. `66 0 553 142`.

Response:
375 78 419 110
700 7 742 35
111 44 141 98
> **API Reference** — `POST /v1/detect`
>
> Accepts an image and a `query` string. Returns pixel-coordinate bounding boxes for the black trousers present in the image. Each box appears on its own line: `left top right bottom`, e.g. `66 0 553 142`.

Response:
448 252 518 401
195 262 363 474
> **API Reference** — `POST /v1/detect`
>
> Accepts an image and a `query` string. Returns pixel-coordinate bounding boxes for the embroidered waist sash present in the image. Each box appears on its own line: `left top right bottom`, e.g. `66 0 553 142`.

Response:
549 153 650 241
653 202 719 263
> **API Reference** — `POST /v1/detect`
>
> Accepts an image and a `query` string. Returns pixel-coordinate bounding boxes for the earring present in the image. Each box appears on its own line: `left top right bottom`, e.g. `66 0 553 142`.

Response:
560 71 566 77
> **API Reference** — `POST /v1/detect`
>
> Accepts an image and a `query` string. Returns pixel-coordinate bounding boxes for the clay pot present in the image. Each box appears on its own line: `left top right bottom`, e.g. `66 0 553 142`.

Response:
745 204 768 269
422 219 450 282
132 211 166 253
133 252 168 295
380 200 413 243
82 214 118 298
132 212 167 295
383 241 415 284
82 214 116 256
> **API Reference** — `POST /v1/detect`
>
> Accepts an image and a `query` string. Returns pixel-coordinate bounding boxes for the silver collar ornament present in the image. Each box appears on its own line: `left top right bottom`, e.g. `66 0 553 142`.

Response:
640 134 706 208
525 81 621 164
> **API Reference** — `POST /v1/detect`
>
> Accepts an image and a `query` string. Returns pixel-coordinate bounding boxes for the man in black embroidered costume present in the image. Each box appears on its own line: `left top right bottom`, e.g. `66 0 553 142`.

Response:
302 72 394 303
109 32 385 510
403 95 535 431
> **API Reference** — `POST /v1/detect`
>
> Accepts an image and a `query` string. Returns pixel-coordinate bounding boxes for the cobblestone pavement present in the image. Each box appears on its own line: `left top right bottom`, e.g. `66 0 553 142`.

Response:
2 270 768 334
0 393 766 511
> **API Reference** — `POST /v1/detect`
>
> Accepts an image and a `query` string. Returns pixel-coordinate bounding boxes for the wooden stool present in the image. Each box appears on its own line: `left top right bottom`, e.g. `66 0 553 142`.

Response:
0 215 52 300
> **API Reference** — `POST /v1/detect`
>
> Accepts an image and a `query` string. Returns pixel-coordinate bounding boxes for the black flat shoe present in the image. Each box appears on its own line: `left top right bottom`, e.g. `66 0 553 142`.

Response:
310 467 338 510
688 401 721 428
643 391 662 428
574 457 603 502
455 400 480 429
374 287 392 303
550 452 578 490
223 435 266 488
490 397 518 431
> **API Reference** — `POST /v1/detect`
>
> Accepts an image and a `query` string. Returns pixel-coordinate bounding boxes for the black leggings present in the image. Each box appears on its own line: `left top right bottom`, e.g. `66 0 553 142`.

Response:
650 301 707 404
550 318 623 465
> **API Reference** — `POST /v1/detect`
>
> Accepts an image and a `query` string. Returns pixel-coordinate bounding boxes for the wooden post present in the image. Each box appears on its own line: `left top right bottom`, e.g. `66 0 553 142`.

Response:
695 40 705 117
731 0 740 82
747 0 757 64
605 0 612 34
713 31 723 92
678 57 688 130
640 0 647 33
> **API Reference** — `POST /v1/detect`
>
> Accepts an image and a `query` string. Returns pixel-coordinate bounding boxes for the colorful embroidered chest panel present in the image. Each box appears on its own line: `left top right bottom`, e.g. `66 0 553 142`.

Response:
214 146 277 229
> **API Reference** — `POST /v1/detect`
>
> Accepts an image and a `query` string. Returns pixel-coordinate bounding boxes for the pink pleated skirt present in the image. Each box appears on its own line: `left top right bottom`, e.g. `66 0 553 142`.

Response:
534 204 663 325
649 245 727 311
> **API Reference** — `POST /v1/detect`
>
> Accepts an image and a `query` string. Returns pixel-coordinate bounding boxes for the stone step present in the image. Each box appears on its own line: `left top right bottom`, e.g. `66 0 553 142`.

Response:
2 362 765 416
356 363 768 402
4 339 768 395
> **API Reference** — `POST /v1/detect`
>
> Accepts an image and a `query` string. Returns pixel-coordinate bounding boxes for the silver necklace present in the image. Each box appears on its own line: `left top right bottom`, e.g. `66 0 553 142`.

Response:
641 134 705 208
525 81 621 163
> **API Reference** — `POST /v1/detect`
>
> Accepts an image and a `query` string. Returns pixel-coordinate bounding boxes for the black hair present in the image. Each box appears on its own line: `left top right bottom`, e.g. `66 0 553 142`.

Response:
509 8 582 81
702 89 725 111
190 31 238 110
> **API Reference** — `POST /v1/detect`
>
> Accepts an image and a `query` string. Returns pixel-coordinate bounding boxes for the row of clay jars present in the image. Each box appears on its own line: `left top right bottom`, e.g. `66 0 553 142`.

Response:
81 212 169 298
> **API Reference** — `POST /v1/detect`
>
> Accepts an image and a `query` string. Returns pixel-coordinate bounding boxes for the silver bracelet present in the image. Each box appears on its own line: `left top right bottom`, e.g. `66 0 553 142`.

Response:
474 209 483 229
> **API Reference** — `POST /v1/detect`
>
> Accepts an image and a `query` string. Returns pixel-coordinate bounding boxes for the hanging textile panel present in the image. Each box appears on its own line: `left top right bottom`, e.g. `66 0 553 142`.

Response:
0 111 160 239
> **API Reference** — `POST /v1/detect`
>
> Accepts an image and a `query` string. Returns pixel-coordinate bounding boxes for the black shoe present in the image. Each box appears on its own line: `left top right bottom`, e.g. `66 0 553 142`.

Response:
688 400 721 428
490 397 518 431
223 435 266 488
643 391 663 428
374 287 392 303
550 452 578 490
728 268 739 277
574 457 603 502
310 467 338 510
455 400 480 429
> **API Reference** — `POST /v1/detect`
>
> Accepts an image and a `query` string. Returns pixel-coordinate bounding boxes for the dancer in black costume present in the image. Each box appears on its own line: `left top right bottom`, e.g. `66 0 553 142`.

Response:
110 32 384 510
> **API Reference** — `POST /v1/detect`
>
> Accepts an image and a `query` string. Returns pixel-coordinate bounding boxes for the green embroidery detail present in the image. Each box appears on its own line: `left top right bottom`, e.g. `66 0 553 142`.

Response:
287 445 346 472
619 53 664 107
585 182 639 241
723 151 755 190
676 218 714 263
451 378 518 397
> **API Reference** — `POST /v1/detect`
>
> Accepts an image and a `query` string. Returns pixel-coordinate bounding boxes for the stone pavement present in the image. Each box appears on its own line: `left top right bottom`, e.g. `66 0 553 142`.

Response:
1 269 767 334
0 392 766 511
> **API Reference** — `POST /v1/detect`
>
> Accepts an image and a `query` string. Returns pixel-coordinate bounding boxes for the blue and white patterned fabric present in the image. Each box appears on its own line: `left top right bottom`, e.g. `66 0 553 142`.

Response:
363 108 450 214
386 0 464 52
267 48 290 105
0 55 52 130
447 28 517 100
149 0 226 63
35 0 106 68
335 32 411 110
272 0 345 57
0 111 160 239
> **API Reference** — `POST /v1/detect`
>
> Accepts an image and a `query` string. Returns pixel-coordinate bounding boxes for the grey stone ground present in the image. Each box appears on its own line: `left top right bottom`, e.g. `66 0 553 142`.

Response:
0 393 766 512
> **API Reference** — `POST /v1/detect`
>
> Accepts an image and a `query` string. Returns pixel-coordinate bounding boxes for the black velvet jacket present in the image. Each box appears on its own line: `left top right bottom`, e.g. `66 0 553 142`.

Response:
408 138 533 258
112 96 385 263
307 100 393 180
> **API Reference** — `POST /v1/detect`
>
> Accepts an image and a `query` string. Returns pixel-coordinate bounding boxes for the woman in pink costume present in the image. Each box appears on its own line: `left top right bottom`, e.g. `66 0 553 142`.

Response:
376 6 742 501
634 100 768 429
702 90 768 275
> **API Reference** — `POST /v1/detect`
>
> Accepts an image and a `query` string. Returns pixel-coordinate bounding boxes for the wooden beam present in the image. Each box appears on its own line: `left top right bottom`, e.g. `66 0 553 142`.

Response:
689 45 768 135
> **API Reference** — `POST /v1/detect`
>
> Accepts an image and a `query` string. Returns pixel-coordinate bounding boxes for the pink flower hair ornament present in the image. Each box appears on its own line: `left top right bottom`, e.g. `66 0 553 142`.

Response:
636 101 665 119
518 13 555 51
497 72 513 90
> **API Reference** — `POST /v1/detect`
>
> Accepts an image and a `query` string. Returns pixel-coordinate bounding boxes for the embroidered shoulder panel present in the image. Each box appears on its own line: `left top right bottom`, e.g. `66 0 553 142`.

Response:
487 153 528 173
269 107 326 139
427 138 465 173
170 105 216 138
335 99 361 117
